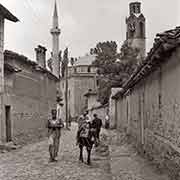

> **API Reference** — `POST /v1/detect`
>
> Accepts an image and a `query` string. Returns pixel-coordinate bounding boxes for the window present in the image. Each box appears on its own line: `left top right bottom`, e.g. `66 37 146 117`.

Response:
69 89 70 98
96 79 99 86
137 5 140 13
87 66 91 73
74 67 77 73
133 5 136 13
140 22 144 38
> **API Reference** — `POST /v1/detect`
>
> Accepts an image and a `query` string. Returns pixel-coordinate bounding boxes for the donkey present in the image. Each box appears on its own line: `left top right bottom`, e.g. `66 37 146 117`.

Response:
77 121 96 165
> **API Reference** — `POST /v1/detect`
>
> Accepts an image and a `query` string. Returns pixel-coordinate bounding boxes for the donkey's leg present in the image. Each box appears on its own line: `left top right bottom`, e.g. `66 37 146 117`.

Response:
87 146 92 165
79 145 84 162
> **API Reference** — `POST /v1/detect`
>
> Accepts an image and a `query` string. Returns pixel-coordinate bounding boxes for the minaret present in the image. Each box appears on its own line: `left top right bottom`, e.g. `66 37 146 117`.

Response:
51 0 61 78
126 2 146 59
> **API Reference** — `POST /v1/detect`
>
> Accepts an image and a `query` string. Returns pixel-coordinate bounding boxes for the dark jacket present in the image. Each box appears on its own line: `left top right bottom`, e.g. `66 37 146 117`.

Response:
92 117 102 130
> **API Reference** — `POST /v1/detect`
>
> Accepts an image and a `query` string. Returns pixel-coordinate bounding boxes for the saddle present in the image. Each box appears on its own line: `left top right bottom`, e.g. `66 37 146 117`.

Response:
79 123 90 138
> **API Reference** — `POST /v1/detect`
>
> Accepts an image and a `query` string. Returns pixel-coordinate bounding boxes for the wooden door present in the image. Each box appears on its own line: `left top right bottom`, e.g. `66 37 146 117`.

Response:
5 105 11 142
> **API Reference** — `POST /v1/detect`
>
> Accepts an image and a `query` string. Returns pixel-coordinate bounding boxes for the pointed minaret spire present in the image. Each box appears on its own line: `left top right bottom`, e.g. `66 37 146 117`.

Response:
51 0 61 78
53 0 59 29
54 0 58 17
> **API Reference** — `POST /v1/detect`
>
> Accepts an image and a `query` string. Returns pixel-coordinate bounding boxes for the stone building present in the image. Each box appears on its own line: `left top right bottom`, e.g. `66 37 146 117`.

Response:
126 2 146 59
84 89 101 110
0 4 19 143
0 2 61 144
1 46 58 143
60 54 97 119
112 26 180 177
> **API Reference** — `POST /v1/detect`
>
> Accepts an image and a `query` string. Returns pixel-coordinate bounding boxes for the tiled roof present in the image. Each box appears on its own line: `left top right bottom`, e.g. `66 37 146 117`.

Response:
4 50 59 81
112 26 180 99
74 54 96 66
4 63 21 73
0 4 19 22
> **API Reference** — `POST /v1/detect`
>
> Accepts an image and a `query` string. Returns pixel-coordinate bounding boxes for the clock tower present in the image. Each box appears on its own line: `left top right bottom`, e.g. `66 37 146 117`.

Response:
126 2 146 59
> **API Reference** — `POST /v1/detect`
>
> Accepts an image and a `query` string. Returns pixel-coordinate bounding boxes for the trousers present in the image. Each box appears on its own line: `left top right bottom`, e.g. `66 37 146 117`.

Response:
48 128 61 159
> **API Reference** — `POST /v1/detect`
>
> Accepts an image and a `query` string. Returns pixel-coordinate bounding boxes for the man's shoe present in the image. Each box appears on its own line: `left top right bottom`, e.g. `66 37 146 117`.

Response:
54 157 58 161
49 158 54 163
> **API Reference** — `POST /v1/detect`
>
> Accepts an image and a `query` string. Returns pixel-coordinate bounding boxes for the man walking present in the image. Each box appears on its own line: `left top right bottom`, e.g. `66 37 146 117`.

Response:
55 101 64 157
47 109 63 162
92 114 102 145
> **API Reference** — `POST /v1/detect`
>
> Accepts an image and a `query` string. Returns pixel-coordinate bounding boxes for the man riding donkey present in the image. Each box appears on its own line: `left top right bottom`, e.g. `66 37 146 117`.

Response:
76 110 96 165
47 101 64 162
76 111 102 165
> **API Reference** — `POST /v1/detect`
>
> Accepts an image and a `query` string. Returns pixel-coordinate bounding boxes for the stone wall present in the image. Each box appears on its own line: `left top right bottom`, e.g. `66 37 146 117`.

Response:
0 16 4 143
115 47 180 178
109 88 122 129
2 54 57 144
87 94 101 111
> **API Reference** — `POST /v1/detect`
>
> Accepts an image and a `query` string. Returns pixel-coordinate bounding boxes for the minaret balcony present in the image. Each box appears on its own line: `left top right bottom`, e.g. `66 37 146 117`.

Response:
50 28 61 34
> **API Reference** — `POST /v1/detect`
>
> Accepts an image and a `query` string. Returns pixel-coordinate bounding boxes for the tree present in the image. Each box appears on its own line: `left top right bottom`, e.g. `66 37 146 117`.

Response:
47 52 53 72
91 41 118 71
61 48 69 77
70 57 78 66
91 40 140 105
47 51 62 74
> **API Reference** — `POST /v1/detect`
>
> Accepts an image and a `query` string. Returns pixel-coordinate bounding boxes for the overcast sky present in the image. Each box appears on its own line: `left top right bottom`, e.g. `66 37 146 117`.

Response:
1 0 179 61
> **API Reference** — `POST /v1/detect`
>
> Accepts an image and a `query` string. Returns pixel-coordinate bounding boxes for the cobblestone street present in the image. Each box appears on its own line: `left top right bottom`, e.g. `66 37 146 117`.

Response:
0 123 111 180
107 131 170 180
0 123 171 180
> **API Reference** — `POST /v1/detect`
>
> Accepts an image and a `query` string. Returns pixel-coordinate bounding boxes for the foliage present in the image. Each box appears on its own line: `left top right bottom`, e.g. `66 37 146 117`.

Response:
70 57 78 66
47 58 53 72
61 48 68 77
91 41 118 71
91 40 140 105
47 51 62 74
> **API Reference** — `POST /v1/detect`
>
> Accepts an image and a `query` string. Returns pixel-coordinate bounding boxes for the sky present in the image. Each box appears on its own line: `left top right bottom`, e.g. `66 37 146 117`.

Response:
1 0 179 61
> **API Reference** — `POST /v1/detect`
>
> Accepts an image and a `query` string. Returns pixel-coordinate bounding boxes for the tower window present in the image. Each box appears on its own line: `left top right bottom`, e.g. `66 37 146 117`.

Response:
128 23 135 38
140 22 144 38
133 5 136 13
137 5 140 13
74 67 77 73
87 66 91 73
129 30 134 38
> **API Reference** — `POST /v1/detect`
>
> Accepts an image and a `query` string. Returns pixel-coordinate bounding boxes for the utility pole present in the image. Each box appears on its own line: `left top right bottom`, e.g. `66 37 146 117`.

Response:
63 48 69 129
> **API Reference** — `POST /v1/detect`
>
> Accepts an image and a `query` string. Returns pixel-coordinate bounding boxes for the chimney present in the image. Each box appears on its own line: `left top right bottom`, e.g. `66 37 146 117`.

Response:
129 2 141 15
35 45 47 68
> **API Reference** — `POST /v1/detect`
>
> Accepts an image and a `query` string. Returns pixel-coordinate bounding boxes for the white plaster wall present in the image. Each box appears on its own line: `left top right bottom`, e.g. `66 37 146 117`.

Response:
109 88 122 128
87 95 100 110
